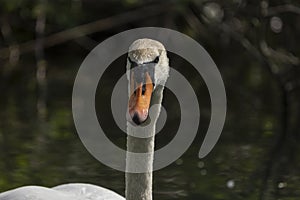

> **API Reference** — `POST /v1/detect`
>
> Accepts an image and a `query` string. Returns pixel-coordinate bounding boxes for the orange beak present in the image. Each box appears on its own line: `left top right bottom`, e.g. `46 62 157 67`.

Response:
128 71 154 125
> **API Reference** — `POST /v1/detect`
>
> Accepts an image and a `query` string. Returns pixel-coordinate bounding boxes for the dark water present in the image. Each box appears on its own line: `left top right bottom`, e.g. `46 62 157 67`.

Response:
0 42 299 200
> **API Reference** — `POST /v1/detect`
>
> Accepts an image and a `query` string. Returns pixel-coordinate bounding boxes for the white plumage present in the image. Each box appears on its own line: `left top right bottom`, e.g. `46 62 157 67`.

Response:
0 184 124 200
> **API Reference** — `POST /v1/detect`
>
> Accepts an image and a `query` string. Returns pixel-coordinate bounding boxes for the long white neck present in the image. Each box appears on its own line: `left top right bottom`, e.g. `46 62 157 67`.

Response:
126 85 164 200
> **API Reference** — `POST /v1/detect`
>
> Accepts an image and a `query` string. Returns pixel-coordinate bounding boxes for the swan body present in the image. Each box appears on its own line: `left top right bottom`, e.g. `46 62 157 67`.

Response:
0 183 124 200
0 38 169 200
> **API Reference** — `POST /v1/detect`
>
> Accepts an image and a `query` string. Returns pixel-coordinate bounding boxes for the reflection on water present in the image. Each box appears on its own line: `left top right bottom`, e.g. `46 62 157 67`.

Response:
0 49 299 200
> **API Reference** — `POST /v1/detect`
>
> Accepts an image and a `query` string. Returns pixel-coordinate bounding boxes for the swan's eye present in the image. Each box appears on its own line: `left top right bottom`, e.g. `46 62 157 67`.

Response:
153 56 159 63
128 57 138 68
128 57 133 63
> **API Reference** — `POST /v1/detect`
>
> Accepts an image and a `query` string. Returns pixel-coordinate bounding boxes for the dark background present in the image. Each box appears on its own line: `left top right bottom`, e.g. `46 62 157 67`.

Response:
0 0 300 199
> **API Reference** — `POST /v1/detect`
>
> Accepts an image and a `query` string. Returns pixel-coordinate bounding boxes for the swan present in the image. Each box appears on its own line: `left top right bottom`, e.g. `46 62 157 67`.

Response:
125 39 169 200
0 38 169 200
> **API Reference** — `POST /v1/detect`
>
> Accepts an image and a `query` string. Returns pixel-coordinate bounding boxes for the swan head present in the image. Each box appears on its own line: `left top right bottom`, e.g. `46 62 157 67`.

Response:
126 38 169 125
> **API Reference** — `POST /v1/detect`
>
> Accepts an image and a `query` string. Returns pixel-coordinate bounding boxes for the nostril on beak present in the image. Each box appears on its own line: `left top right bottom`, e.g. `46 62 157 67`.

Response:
132 113 141 125
142 84 146 95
